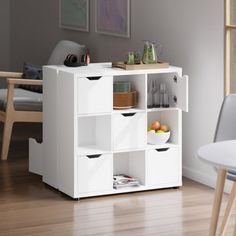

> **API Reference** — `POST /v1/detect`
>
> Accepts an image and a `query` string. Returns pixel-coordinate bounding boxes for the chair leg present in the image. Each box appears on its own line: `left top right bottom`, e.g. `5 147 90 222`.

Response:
233 216 236 236
1 120 13 160
219 182 236 236
209 169 226 236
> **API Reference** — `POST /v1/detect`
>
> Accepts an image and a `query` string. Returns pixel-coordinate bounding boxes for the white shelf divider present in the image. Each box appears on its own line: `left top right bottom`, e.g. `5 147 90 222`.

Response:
112 185 146 194
147 107 179 112
78 145 111 156
112 108 146 114
146 143 179 150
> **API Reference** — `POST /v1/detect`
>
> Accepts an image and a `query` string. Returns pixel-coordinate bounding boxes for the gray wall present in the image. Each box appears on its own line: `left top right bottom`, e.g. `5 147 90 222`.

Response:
10 0 224 187
0 0 10 141
0 0 10 70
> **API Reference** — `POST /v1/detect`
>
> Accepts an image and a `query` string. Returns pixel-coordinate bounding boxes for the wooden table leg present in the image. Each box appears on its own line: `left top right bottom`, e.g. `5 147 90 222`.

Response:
209 169 226 236
219 182 236 236
233 216 236 236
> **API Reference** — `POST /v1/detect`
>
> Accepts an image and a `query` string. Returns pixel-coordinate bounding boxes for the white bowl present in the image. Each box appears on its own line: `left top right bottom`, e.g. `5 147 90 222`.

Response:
147 131 170 145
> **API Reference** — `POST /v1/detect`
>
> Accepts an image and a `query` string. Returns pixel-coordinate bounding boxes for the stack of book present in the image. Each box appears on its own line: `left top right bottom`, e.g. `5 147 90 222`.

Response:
113 174 140 189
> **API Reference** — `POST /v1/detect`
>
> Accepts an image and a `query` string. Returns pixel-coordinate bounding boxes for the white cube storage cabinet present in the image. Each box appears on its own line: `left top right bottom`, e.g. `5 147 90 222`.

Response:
37 63 188 199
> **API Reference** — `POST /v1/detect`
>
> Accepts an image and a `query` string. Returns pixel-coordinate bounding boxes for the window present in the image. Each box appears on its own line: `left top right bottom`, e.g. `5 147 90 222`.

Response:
225 0 236 94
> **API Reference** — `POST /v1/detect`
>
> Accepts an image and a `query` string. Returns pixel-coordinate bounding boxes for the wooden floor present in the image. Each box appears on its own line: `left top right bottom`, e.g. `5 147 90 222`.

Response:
0 141 236 236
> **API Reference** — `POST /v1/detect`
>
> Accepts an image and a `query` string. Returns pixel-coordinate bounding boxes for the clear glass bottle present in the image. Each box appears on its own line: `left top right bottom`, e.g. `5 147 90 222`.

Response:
160 83 169 108
147 79 153 108
153 80 160 107
163 92 169 108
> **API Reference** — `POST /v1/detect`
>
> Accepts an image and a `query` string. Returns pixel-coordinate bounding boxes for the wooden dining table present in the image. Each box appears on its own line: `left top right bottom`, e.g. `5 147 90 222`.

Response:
198 140 236 236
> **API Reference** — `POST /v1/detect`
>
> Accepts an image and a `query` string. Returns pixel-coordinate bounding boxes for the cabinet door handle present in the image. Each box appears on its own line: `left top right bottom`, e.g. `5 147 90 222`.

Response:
86 154 102 159
121 113 136 117
173 76 178 83
173 96 177 103
86 76 102 81
155 148 169 152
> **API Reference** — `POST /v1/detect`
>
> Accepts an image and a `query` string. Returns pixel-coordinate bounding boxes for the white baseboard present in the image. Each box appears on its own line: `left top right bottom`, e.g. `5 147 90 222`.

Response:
183 166 232 194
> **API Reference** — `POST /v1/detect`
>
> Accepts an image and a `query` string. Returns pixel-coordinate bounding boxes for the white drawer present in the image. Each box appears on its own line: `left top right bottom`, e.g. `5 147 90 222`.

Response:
113 113 146 151
77 76 112 115
77 153 113 194
147 147 180 186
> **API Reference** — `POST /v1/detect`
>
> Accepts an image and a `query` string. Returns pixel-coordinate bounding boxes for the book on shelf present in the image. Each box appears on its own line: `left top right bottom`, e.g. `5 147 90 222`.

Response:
113 174 140 189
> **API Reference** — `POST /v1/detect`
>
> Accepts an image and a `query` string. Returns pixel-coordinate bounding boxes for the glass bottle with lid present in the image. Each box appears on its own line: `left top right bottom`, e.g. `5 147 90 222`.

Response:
160 83 169 108
147 79 153 108
153 80 160 108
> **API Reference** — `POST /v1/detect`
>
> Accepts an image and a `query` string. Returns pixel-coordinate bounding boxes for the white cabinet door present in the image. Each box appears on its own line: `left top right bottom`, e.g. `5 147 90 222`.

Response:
113 112 146 151
168 74 189 112
176 75 189 112
77 154 113 194
77 76 112 115
147 147 180 186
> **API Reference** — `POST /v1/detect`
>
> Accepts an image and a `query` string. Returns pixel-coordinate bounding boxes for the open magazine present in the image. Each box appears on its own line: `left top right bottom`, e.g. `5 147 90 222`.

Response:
113 174 140 189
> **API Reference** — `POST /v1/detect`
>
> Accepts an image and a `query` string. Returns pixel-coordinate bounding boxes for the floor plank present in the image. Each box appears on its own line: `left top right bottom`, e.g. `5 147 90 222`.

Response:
0 141 235 236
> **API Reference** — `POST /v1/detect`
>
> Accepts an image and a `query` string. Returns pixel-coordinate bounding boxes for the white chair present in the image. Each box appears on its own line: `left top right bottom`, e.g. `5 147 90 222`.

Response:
0 40 85 160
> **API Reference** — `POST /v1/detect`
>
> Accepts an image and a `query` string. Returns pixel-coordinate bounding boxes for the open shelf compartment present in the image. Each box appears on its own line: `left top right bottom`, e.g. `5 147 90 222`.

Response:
147 109 179 147
113 74 146 111
77 115 112 156
113 151 146 190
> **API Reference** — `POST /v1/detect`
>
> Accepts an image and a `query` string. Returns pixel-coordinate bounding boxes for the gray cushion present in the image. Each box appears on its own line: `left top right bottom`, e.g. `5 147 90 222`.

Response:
227 171 236 181
20 63 43 93
0 88 42 112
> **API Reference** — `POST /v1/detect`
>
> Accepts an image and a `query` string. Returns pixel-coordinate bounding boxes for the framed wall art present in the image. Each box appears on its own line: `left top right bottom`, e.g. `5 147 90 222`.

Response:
60 0 89 32
95 0 130 38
